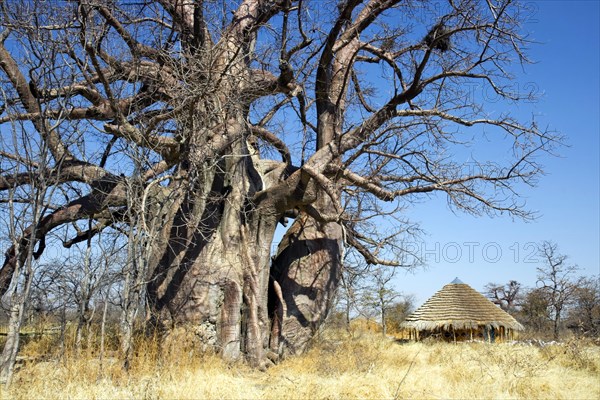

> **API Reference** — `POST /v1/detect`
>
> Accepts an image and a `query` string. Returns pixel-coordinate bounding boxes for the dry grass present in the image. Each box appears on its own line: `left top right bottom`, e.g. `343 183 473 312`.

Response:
1 328 599 399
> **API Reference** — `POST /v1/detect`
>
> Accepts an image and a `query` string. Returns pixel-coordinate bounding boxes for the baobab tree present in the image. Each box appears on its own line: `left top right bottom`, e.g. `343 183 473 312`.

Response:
485 280 522 312
0 0 557 368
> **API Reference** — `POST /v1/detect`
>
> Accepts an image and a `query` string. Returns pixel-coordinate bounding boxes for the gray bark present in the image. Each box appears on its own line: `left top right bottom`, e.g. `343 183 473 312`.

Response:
271 211 343 356
0 189 43 386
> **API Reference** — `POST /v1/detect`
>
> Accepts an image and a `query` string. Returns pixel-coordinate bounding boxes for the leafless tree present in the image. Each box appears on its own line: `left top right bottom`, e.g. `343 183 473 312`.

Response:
68 230 123 354
119 147 168 370
519 286 551 335
0 114 54 386
385 294 415 334
0 0 559 367
484 280 522 312
337 259 367 331
566 276 600 337
536 241 579 340
359 265 403 336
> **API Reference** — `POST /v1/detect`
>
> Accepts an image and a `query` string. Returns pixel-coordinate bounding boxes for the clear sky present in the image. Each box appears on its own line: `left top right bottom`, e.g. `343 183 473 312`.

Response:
397 1 600 304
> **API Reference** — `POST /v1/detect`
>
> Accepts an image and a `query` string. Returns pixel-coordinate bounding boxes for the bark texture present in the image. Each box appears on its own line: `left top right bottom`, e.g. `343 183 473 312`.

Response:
270 212 343 355
144 129 281 364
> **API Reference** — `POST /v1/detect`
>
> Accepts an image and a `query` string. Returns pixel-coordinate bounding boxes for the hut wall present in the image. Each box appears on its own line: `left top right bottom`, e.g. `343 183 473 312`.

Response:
407 325 518 342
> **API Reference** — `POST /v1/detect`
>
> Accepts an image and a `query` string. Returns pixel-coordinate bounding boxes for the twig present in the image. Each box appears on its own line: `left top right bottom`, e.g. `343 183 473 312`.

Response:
393 346 422 399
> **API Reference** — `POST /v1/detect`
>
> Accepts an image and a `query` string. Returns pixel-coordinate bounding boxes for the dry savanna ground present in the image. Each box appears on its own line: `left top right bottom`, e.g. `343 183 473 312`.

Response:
1 328 599 399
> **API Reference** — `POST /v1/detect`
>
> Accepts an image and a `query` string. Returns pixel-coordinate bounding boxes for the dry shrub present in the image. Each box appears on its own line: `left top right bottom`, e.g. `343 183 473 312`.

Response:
125 325 231 377
157 325 215 367
475 343 548 378
18 332 59 358
539 339 600 373
301 332 386 375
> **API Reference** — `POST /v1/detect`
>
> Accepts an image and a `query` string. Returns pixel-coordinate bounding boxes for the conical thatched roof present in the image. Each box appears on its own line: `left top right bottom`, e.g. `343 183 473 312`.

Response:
401 278 524 331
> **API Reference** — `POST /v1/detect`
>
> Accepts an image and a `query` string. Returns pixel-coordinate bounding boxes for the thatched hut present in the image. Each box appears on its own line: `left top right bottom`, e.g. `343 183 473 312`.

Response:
401 278 524 342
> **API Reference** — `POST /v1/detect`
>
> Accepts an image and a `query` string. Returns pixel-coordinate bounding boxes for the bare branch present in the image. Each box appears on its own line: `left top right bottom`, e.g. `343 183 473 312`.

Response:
0 42 73 162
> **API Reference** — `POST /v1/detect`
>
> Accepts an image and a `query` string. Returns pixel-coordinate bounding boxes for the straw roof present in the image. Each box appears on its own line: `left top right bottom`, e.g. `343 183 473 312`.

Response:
401 278 524 331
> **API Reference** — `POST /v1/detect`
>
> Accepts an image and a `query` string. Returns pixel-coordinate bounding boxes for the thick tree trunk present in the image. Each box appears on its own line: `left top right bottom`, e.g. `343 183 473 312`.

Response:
145 128 280 367
140 121 346 364
270 210 344 356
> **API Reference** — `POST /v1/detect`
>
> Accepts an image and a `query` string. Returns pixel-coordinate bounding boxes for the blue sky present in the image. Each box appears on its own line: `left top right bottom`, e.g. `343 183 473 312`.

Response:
398 1 600 304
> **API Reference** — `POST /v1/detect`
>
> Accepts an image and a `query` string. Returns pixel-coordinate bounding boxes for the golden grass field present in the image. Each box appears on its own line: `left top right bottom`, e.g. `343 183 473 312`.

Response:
1 328 599 399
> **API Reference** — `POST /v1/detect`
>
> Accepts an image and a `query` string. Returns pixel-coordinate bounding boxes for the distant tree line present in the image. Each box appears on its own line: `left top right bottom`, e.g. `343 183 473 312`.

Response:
0 232 135 355
328 240 599 341
485 241 599 341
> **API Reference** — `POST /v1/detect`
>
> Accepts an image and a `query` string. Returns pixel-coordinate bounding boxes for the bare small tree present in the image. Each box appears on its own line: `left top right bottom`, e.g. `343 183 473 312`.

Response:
536 241 579 340
384 295 415 334
0 119 53 386
566 276 600 337
337 251 371 331
119 153 167 370
519 287 551 335
67 231 123 354
358 266 403 336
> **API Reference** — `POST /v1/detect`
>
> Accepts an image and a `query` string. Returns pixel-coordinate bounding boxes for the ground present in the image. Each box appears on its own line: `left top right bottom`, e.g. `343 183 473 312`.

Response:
1 329 599 399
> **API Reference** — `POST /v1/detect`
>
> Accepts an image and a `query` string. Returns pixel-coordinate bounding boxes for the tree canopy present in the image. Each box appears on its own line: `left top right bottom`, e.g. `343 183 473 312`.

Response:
0 0 558 366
